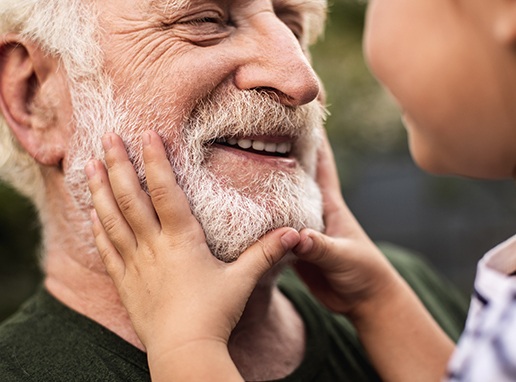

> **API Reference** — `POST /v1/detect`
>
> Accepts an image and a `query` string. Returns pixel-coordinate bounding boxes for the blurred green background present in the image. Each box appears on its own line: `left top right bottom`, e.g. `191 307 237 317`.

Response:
2 1 516 321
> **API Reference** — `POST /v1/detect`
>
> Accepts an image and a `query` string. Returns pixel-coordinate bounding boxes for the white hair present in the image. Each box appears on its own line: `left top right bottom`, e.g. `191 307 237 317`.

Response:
0 0 103 210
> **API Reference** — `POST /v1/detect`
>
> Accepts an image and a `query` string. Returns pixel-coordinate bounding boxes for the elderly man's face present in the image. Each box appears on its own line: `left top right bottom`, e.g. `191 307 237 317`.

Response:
66 0 326 261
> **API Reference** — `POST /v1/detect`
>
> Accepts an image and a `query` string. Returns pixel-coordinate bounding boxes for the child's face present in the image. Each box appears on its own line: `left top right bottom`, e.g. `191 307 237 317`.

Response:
363 0 516 179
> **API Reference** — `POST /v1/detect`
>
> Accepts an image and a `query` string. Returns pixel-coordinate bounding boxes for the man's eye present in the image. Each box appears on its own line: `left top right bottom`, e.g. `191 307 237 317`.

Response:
180 16 222 26
162 11 232 46
174 11 228 28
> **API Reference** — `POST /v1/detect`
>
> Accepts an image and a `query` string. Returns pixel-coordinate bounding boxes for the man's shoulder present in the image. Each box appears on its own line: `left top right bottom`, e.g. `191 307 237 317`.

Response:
0 287 88 351
0 289 54 354
0 290 66 381
0 288 149 382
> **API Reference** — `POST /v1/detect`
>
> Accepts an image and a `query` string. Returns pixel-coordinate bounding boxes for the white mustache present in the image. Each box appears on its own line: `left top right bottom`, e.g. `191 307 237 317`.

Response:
173 87 326 173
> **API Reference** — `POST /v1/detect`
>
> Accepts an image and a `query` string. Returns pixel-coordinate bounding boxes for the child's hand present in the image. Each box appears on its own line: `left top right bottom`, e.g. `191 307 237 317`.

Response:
293 131 400 319
85 131 300 381
292 131 454 382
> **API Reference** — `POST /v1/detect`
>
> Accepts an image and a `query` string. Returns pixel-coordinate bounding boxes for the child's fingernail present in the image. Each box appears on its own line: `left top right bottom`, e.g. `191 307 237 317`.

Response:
281 230 300 250
84 161 96 179
142 131 151 147
102 134 113 151
300 235 314 253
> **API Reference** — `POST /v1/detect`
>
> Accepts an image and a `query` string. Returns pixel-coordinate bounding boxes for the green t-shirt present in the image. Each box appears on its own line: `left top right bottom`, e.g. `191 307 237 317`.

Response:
0 244 468 381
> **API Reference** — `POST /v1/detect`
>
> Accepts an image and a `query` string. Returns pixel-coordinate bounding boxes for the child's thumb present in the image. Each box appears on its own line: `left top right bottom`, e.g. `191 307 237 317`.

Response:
235 228 300 282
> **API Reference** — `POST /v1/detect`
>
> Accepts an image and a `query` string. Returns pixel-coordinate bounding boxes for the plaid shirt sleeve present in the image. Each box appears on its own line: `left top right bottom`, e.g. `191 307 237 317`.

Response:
445 235 516 382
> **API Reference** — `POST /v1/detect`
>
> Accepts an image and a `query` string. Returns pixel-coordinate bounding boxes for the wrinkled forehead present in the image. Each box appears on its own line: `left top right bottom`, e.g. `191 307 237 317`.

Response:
148 0 326 13
147 0 327 42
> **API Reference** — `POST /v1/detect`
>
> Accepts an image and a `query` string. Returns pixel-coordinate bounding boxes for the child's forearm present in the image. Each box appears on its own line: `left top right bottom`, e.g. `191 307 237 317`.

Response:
350 276 454 382
148 341 244 382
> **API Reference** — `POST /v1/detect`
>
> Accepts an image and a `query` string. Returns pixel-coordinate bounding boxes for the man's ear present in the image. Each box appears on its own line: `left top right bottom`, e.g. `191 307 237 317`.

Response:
494 1 516 45
0 35 71 167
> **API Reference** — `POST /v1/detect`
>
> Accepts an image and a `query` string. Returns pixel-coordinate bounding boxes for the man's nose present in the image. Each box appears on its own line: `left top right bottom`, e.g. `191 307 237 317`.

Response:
234 16 320 107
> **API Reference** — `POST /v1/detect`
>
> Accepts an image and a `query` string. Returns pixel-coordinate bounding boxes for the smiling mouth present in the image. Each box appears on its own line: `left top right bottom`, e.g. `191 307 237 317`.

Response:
214 137 293 158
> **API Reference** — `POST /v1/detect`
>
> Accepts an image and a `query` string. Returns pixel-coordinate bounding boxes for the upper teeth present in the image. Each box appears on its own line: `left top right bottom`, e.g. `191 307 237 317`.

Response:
218 138 292 155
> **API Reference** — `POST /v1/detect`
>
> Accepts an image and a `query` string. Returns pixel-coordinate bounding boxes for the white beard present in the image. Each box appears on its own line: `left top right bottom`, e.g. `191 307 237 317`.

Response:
65 84 325 263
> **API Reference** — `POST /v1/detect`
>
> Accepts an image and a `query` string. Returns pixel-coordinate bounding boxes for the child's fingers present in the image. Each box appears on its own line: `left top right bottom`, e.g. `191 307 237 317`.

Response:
316 132 358 236
292 229 349 308
292 228 339 269
102 133 161 238
316 131 342 202
86 159 137 256
233 228 300 283
142 131 201 236
90 209 126 287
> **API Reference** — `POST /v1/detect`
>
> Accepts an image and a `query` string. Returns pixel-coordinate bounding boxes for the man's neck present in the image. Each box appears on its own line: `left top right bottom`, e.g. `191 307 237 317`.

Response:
230 287 306 380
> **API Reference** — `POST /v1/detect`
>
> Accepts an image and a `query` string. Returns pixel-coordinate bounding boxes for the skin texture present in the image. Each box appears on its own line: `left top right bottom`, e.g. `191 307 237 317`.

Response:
90 0 516 381
0 0 327 380
8 0 516 380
